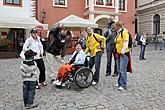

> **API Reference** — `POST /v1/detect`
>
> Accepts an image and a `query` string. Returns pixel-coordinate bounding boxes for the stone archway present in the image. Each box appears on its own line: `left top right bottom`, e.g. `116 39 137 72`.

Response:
94 15 114 35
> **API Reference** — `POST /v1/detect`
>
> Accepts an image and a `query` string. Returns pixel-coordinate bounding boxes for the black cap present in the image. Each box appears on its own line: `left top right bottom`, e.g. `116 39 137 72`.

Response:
75 42 82 47
30 28 37 33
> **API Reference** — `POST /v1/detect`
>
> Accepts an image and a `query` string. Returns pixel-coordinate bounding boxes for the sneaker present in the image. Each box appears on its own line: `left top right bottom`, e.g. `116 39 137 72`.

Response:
52 80 60 84
114 83 119 87
118 86 125 91
54 81 62 86
92 81 97 85
36 85 40 89
26 103 38 109
40 82 47 86
61 83 65 87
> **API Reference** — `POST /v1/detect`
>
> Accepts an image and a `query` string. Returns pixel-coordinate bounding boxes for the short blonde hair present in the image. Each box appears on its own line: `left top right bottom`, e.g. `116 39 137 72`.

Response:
115 21 123 28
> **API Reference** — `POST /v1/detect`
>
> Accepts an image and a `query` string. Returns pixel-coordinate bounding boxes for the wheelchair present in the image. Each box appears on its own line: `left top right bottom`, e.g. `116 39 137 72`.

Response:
64 56 93 88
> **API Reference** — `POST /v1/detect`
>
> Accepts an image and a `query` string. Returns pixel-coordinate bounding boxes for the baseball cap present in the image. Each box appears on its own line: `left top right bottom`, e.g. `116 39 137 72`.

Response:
30 28 38 33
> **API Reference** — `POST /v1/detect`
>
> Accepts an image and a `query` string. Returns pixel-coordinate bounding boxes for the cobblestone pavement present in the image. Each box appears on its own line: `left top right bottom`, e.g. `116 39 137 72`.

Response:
1 45 165 110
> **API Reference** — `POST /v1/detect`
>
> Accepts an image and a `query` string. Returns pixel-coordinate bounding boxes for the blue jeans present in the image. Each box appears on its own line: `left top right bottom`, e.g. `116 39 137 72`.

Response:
89 51 102 83
118 54 128 89
160 40 165 49
23 81 36 106
139 44 146 59
116 58 120 73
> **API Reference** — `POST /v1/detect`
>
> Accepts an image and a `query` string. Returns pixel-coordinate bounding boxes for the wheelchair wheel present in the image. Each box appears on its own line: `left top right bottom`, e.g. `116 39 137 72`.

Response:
74 67 93 88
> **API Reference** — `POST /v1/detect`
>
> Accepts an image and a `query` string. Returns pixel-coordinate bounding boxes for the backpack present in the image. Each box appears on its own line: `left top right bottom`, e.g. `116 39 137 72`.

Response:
121 30 133 48
135 34 142 45
86 34 104 52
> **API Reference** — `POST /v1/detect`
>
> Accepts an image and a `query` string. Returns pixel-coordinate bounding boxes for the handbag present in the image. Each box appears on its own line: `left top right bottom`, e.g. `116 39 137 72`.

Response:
20 50 25 60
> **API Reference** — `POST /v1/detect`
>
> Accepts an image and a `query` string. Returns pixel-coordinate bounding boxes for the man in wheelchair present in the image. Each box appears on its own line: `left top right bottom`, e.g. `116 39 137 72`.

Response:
52 43 86 86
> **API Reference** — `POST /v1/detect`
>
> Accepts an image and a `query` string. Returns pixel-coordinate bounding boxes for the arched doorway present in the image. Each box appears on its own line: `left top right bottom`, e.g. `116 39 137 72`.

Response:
95 15 114 35
153 14 160 35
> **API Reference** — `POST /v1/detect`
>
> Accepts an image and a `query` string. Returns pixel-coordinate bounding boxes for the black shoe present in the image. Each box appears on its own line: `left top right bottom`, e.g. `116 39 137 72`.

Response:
112 73 118 77
105 73 111 76
26 103 38 109
142 58 146 60
51 79 55 84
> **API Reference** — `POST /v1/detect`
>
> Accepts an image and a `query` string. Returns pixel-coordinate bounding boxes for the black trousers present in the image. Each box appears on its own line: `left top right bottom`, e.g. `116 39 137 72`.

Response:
34 58 46 83
106 49 117 74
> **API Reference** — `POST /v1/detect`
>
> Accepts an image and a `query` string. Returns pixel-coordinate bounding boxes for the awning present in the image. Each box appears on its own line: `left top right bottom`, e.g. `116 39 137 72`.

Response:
0 17 48 30
51 15 98 30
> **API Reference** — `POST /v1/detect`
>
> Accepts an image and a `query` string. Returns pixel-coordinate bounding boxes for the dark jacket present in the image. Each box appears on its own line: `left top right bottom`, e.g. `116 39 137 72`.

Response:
104 28 117 50
46 28 69 57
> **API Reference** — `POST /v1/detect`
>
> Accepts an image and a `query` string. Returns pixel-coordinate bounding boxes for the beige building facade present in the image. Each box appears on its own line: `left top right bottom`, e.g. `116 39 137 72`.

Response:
136 0 165 36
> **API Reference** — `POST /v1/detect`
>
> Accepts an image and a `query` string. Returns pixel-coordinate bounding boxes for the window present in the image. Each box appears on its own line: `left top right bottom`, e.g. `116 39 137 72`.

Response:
135 0 137 8
54 0 66 6
0 29 24 52
86 0 89 7
5 0 21 5
95 0 114 6
119 0 125 11
87 0 89 5
96 0 104 5
153 14 160 35
105 0 113 6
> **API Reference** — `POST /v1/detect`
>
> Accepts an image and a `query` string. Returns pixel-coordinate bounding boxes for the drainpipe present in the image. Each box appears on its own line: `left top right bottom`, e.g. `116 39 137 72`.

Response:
36 0 38 20
89 0 94 21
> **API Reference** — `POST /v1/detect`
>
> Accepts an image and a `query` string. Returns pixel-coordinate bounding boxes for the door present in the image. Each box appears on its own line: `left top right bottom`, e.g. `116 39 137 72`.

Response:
11 28 25 53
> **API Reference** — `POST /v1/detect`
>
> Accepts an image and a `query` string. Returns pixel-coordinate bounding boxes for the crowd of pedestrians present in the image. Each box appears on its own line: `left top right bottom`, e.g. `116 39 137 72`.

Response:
19 20 135 109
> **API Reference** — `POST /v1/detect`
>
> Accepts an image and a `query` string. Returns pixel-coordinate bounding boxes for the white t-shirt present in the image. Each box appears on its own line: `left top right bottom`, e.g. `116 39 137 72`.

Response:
23 35 44 59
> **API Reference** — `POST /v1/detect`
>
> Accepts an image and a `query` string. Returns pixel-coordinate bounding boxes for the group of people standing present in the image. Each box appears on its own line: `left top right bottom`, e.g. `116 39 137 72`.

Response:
104 21 132 90
19 21 132 109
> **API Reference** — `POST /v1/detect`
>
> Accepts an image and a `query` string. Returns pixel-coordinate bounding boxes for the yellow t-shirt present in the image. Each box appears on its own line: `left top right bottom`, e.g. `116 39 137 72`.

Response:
115 31 130 54
85 33 106 57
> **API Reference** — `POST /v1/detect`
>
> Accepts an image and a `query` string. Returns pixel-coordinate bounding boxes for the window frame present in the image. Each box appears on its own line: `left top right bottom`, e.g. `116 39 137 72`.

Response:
4 0 21 5
95 0 115 8
105 0 113 6
153 14 160 35
85 0 89 8
119 0 126 11
53 0 67 7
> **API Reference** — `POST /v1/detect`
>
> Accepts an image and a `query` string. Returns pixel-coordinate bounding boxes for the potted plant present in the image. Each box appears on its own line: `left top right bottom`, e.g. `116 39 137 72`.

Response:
106 2 112 6
96 0 104 5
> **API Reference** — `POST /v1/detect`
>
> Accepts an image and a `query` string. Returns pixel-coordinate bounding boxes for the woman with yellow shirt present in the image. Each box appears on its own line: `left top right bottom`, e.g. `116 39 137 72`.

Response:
114 21 130 91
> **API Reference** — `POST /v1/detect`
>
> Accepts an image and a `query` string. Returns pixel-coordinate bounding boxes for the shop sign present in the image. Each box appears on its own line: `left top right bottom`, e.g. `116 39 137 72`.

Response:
36 26 43 32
